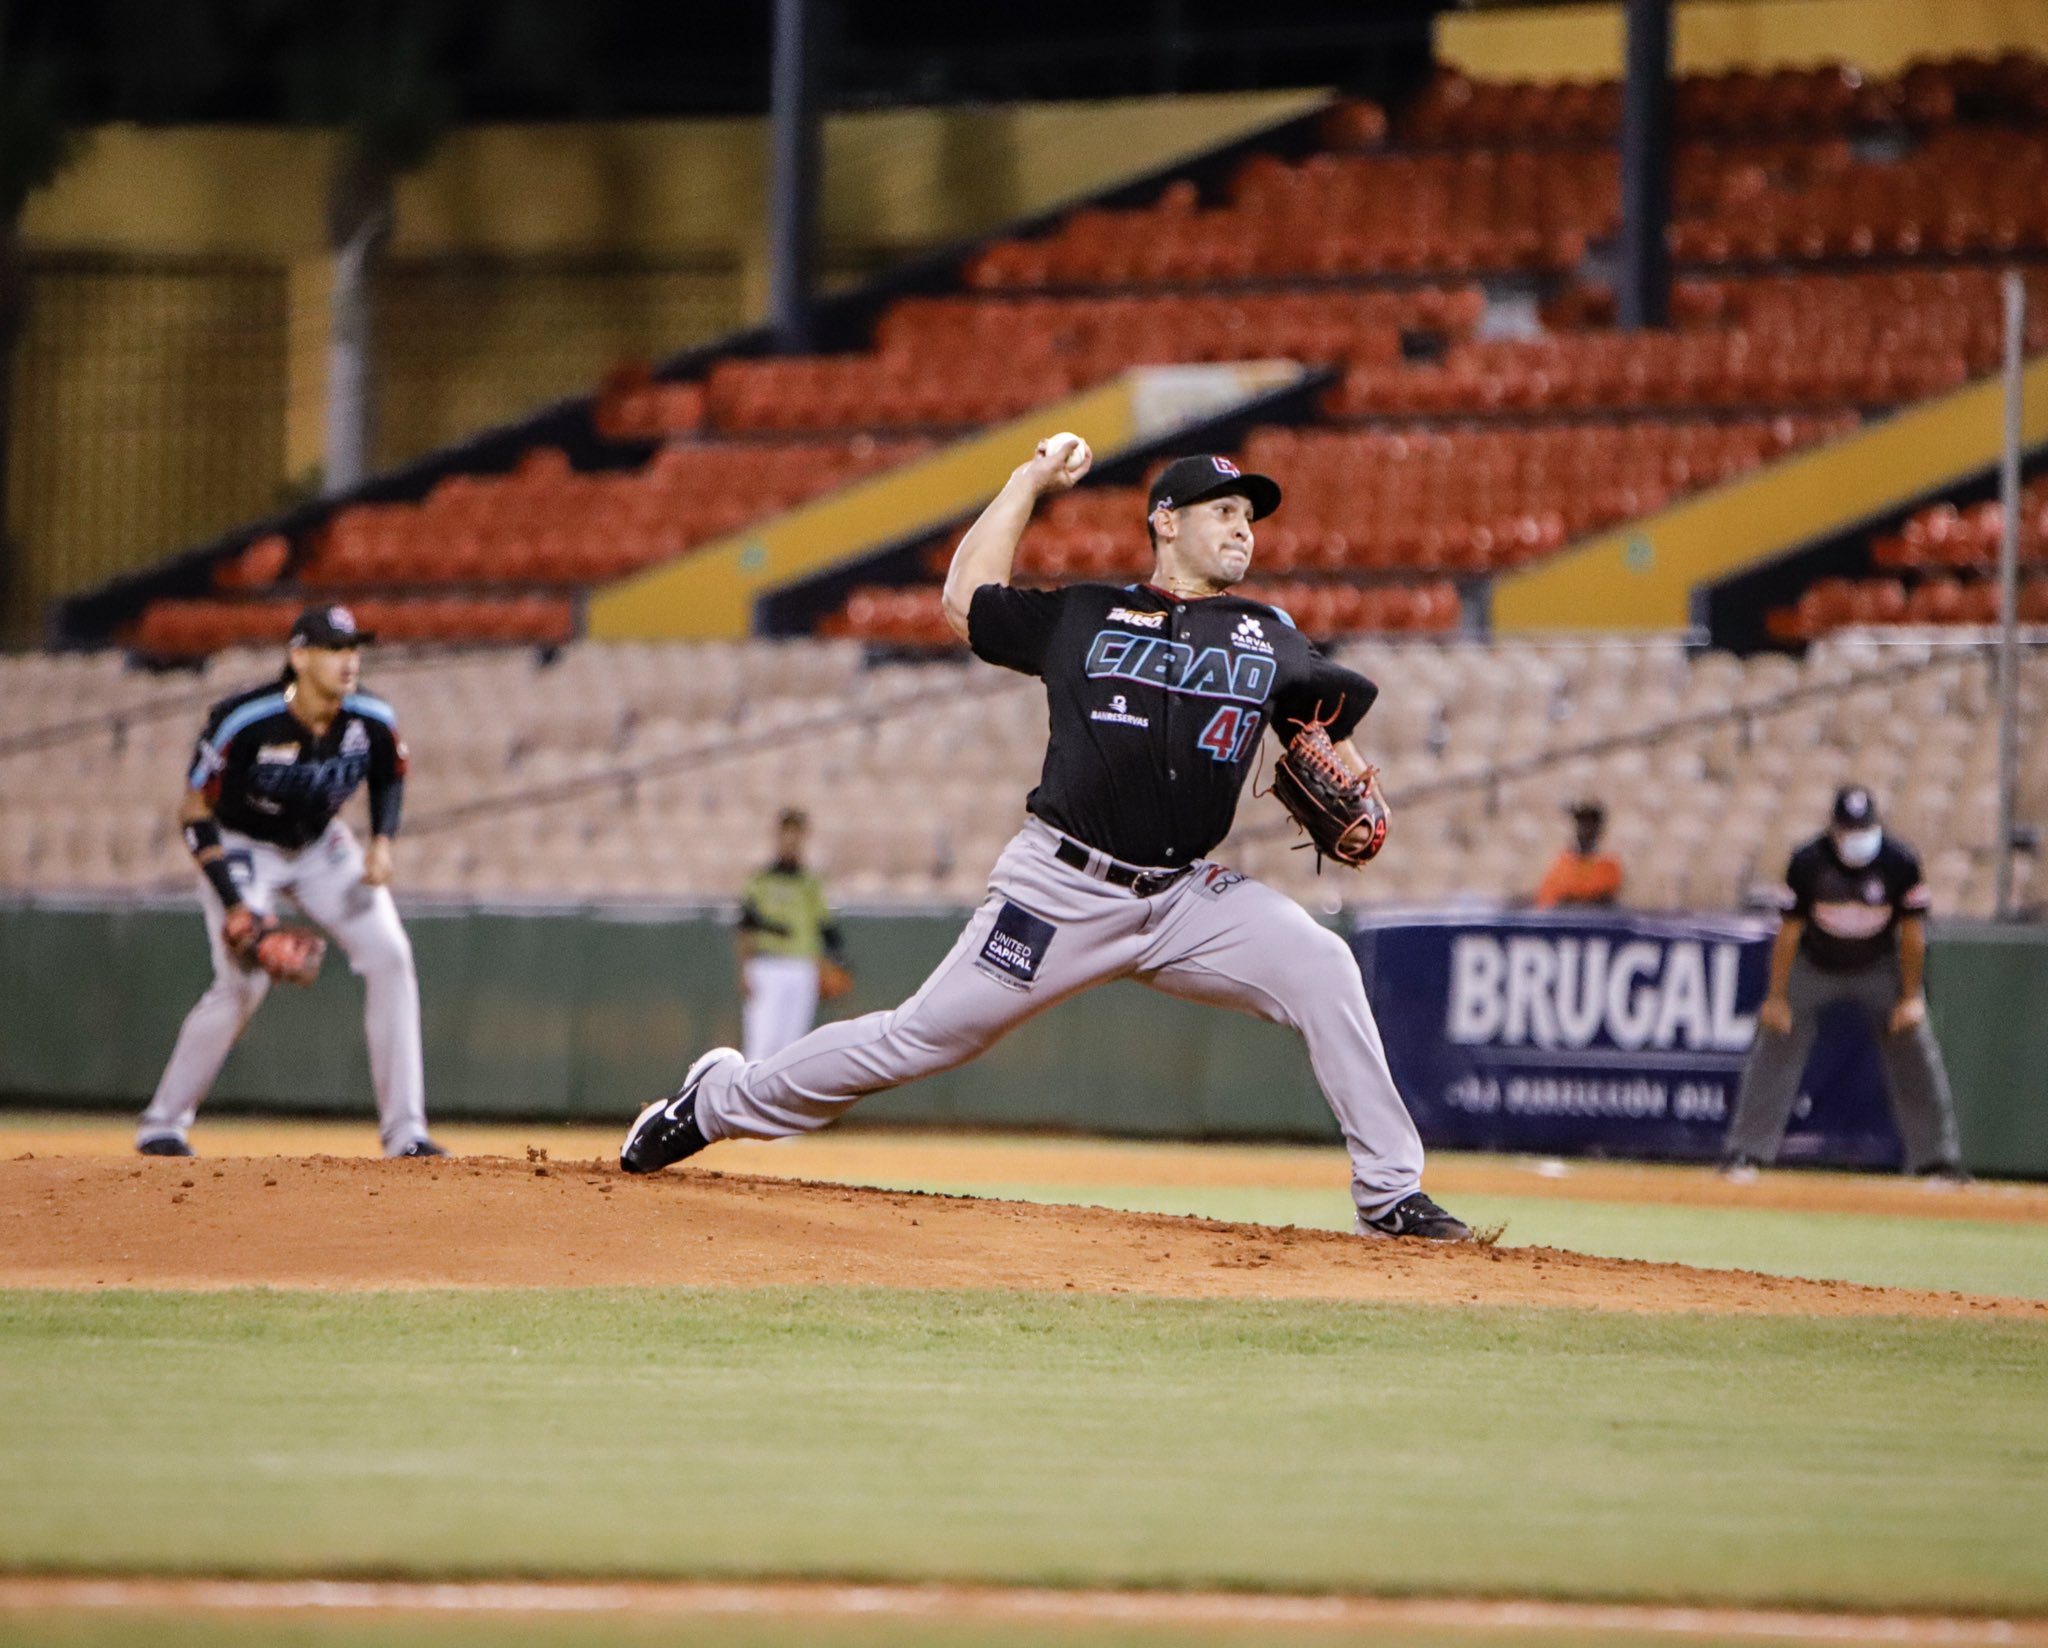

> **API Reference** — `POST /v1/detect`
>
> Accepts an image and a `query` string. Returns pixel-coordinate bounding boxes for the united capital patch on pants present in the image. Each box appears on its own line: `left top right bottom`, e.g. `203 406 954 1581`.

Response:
976 900 1057 990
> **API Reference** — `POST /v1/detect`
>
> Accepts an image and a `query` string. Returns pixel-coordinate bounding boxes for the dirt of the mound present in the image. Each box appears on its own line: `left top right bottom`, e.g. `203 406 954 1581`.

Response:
14 1118 2047 1225
2 1155 2040 1319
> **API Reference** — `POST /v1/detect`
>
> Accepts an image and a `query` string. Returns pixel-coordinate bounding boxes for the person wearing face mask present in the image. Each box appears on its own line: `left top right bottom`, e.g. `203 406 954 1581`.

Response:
1721 784 1965 1183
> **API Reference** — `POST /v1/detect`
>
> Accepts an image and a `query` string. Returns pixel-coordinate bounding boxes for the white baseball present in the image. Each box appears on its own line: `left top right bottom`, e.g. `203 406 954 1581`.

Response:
1041 431 1090 474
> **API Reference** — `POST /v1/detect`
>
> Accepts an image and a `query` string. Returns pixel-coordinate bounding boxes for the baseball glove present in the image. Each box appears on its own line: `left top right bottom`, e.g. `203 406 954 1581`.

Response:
1271 722 1390 869
222 906 328 987
817 957 855 1001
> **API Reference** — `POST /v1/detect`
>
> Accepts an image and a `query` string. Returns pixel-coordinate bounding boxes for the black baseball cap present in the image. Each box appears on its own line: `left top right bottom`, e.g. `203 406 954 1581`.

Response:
1831 784 1880 828
289 603 376 647
1146 454 1282 522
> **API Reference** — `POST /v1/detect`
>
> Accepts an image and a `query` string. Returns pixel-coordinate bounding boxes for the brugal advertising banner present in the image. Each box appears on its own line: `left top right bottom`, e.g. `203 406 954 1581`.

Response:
1350 910 1902 1166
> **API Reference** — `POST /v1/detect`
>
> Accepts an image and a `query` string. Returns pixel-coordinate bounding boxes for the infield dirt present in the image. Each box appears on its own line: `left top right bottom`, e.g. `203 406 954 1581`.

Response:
3 1152 2042 1318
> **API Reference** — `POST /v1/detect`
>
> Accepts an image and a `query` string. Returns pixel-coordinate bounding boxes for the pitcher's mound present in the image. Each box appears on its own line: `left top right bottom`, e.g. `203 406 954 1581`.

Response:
3 1154 2039 1318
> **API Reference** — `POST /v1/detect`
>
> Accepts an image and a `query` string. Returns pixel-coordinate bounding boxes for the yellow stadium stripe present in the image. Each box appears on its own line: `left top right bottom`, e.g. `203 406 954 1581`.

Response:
1493 355 2048 634
585 380 1142 641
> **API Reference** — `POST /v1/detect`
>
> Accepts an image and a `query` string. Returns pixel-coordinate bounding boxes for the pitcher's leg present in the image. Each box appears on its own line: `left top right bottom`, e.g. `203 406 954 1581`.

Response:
1723 957 1828 1165
701 888 1127 1142
138 881 271 1147
1139 875 1422 1219
290 831 429 1154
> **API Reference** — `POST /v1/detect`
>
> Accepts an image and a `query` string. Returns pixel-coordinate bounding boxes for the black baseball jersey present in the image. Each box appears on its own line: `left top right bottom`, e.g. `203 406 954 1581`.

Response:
187 682 408 851
1781 832 1930 972
969 580 1378 867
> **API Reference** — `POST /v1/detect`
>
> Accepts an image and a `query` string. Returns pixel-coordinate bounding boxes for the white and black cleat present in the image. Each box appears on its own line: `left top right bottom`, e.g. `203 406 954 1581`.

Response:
1356 1191 1472 1242
620 1047 742 1175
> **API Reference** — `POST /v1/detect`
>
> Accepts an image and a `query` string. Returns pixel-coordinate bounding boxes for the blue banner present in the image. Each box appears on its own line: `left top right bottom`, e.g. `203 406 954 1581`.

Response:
1351 909 1903 1167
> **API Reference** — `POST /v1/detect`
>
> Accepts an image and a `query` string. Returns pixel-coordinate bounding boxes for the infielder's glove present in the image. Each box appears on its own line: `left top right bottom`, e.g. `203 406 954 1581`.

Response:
817 957 855 1001
1271 723 1390 869
222 905 328 987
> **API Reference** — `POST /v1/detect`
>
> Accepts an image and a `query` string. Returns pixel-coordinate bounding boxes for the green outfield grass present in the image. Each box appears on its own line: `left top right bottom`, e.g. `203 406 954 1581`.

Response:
860 1180 2048 1302
3 1289 2044 1612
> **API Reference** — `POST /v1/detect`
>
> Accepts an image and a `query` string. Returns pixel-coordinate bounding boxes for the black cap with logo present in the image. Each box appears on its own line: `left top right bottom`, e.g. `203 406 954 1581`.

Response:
288 603 376 648
1145 454 1282 522
1831 784 1880 828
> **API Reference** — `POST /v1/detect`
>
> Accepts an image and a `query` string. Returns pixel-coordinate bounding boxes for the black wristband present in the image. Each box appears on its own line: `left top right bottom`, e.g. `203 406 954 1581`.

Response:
369 778 404 841
182 818 222 858
200 855 242 910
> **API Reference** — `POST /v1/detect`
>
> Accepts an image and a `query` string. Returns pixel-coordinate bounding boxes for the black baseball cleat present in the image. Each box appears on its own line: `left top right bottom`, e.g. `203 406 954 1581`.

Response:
394 1138 449 1158
137 1136 195 1158
621 1047 742 1175
1719 1153 1763 1184
1918 1160 1973 1187
1356 1191 1472 1242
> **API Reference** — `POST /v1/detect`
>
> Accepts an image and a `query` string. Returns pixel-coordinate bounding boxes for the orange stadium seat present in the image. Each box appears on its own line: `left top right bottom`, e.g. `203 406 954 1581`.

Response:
211 533 290 592
130 593 575 657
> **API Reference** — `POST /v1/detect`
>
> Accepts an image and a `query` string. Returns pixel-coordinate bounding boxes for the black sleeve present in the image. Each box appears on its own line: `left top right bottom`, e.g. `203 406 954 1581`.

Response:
186 703 234 797
366 717 408 838
1783 844 1819 920
1272 646 1379 743
1890 842 1932 916
967 584 1067 677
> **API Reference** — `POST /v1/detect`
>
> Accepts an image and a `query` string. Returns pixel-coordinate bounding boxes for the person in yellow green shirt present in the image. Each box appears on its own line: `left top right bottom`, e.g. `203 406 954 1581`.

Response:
737 809 850 1061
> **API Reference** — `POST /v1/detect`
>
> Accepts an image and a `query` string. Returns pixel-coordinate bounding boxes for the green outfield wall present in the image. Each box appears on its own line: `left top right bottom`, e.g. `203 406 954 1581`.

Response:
0 901 1333 1141
1 900 2041 1174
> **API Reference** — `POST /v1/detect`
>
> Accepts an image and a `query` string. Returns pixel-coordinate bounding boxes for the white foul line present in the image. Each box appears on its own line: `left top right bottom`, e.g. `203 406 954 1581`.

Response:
0 1578 2043 1643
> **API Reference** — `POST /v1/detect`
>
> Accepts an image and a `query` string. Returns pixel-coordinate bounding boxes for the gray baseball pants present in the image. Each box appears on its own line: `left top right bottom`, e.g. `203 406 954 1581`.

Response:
695 817 1425 1218
138 820 431 1155
1723 950 1960 1170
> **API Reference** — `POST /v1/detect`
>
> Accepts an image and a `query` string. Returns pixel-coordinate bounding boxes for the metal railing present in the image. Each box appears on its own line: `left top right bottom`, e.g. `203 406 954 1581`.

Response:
1236 637 2040 848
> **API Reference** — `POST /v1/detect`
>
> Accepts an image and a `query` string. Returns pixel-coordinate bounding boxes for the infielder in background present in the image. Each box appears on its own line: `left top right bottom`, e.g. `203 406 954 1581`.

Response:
737 808 852 1062
625 437 1469 1241
137 604 444 1159
1721 784 1965 1182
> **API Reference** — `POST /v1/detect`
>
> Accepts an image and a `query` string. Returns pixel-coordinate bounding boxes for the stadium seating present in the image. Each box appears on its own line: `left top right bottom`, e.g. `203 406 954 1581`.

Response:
118 51 2048 656
6 636 2039 919
1399 57 2048 146
129 595 577 655
298 438 927 590
818 416 1852 645
1765 476 2048 640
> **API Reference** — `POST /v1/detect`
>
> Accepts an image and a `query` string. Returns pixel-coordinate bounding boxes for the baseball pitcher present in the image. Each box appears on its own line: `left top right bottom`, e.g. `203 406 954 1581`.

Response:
623 438 1468 1240
136 604 444 1159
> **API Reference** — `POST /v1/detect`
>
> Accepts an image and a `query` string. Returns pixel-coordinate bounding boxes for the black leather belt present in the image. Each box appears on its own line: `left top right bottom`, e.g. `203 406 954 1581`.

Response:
1054 837 1194 897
